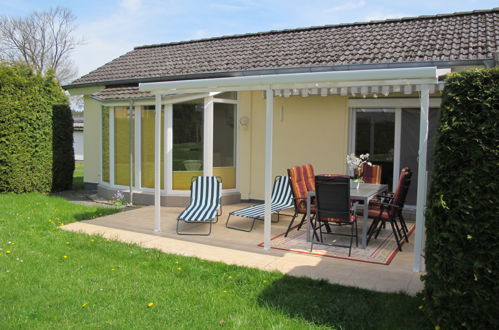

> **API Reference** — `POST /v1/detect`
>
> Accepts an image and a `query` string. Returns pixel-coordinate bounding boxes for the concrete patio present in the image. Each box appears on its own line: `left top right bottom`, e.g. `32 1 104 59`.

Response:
61 203 423 295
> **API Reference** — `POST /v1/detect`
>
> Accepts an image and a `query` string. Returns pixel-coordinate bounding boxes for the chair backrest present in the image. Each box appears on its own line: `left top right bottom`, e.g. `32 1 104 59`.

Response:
288 164 315 209
190 176 222 209
356 163 382 184
389 168 412 217
315 175 351 222
271 176 294 206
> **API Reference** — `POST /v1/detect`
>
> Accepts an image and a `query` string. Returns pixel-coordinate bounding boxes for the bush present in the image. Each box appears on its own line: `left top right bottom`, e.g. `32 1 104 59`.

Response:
422 68 499 329
0 63 74 192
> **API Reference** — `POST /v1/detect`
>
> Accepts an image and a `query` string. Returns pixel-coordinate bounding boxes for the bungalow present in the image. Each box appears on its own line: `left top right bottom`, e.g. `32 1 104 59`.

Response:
64 8 499 271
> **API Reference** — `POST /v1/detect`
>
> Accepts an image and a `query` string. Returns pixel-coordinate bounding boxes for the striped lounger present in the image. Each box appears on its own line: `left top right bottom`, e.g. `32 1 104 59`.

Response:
225 176 294 232
177 176 222 236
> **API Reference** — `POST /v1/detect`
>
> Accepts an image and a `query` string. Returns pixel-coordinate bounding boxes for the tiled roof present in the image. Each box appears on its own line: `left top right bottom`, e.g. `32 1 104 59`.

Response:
67 8 499 88
91 87 153 100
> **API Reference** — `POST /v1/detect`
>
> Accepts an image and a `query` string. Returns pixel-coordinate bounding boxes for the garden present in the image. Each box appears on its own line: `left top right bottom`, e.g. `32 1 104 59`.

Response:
0 192 426 328
0 61 497 328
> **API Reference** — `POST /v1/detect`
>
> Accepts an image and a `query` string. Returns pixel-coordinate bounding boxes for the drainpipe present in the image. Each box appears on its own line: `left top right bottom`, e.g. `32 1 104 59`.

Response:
129 100 134 205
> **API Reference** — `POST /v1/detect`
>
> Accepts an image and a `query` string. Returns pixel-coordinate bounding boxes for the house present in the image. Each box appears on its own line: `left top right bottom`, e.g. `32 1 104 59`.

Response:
64 8 499 270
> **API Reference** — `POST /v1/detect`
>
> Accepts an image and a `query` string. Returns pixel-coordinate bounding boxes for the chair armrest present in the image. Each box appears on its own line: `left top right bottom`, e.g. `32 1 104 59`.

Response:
375 201 400 209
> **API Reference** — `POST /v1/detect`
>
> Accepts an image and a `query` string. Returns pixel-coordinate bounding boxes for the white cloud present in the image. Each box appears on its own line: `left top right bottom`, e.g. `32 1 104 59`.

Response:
193 29 208 39
365 10 411 21
325 0 366 13
121 0 142 11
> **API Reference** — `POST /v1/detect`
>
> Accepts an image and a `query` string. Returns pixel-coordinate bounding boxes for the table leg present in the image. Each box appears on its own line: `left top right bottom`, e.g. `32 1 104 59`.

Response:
362 198 368 249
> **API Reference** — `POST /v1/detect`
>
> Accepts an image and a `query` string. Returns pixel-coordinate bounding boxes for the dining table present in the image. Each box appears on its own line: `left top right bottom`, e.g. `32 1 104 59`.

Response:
305 182 388 249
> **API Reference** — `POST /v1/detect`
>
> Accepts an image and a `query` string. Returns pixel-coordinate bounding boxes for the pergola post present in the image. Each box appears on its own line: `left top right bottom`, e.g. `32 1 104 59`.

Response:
263 88 273 250
154 93 162 232
413 85 430 272
203 96 214 176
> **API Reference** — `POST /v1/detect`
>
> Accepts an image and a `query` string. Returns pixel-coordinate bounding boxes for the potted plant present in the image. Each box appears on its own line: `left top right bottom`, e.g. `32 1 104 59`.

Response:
346 153 372 189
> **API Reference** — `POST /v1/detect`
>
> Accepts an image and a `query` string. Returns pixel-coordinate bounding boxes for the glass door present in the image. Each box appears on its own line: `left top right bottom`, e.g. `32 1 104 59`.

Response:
172 100 204 190
213 102 236 189
353 109 396 189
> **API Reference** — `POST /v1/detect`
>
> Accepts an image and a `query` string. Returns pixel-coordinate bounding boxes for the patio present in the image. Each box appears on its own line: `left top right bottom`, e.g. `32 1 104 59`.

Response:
62 203 423 295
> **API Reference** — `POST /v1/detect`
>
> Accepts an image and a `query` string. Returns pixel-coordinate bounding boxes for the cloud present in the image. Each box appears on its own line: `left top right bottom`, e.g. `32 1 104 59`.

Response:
325 0 366 13
120 0 142 11
365 10 411 21
193 29 208 39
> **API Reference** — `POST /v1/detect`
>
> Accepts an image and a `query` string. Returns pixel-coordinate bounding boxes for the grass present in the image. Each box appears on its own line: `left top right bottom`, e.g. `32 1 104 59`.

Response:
0 193 428 329
72 161 84 190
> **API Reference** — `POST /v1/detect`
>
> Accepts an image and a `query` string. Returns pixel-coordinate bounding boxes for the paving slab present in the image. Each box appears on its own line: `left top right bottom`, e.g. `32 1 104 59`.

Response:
61 204 424 295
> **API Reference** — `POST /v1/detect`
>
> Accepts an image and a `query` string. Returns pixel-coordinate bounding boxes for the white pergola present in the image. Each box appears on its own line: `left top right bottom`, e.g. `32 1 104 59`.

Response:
139 67 443 272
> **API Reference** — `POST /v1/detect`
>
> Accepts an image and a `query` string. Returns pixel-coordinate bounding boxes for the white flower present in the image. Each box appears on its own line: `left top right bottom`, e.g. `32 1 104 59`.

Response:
346 153 371 175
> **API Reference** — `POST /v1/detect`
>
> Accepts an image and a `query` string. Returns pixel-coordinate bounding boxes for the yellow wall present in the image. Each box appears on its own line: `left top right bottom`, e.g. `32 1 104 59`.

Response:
83 95 102 183
239 91 349 200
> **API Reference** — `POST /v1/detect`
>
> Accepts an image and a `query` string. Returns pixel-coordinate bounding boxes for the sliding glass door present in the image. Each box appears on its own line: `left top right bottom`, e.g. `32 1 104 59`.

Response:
353 109 395 188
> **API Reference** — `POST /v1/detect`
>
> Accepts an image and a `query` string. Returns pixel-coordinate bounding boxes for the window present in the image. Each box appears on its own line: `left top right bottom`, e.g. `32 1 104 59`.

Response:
141 106 164 188
354 109 395 188
101 106 110 183
172 100 204 190
114 106 134 186
213 102 236 189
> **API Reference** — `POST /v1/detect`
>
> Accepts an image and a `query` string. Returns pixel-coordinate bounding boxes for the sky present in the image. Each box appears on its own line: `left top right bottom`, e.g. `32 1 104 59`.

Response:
1 0 497 80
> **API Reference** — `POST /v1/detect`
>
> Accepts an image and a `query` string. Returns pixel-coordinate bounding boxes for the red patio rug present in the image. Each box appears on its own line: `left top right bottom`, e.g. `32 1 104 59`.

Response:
258 222 415 265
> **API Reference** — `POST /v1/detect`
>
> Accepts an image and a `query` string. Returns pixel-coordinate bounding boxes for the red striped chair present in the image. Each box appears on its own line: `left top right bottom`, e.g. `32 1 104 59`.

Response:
285 164 316 237
355 163 382 184
367 168 412 250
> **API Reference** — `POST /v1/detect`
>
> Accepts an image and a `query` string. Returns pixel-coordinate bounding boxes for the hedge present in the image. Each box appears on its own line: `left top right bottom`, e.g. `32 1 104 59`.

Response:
422 68 499 329
0 63 74 192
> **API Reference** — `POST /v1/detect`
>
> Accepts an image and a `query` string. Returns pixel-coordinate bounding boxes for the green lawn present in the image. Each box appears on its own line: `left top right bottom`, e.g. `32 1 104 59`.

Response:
72 161 84 190
0 193 428 329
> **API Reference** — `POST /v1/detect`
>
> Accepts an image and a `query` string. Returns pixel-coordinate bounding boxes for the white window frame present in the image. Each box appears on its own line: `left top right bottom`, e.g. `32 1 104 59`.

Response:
348 97 441 200
98 92 239 197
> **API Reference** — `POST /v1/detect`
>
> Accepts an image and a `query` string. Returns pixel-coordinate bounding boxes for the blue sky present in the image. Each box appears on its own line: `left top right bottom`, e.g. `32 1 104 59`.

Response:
1 0 496 78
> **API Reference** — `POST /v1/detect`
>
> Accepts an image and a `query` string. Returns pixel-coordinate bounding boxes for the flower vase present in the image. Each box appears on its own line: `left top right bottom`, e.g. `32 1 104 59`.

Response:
350 180 360 189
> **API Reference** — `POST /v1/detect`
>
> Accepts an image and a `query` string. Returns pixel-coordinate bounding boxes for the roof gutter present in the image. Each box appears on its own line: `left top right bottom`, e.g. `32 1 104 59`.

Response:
63 58 494 90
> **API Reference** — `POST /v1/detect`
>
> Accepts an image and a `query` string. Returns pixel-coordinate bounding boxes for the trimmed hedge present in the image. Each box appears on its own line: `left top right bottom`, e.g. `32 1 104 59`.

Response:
0 63 74 192
423 68 499 329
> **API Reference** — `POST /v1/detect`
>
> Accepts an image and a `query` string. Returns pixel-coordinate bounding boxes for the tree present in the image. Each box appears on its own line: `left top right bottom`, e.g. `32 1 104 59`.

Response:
0 7 82 84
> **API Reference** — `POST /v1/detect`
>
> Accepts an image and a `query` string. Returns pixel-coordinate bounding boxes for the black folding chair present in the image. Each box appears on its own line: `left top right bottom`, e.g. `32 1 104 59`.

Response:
311 175 358 257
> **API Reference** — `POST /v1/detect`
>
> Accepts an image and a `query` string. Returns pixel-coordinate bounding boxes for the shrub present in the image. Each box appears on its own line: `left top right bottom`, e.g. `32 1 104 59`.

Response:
0 63 74 192
422 68 499 329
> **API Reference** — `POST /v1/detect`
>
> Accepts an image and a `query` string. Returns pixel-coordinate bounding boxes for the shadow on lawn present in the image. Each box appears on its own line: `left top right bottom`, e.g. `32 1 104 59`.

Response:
73 208 120 222
257 271 426 329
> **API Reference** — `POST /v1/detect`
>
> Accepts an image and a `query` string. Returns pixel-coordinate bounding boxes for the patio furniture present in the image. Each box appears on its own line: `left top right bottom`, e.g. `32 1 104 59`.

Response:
367 168 412 250
176 176 222 236
305 182 387 248
285 164 317 237
356 163 382 184
311 175 358 256
225 176 294 232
